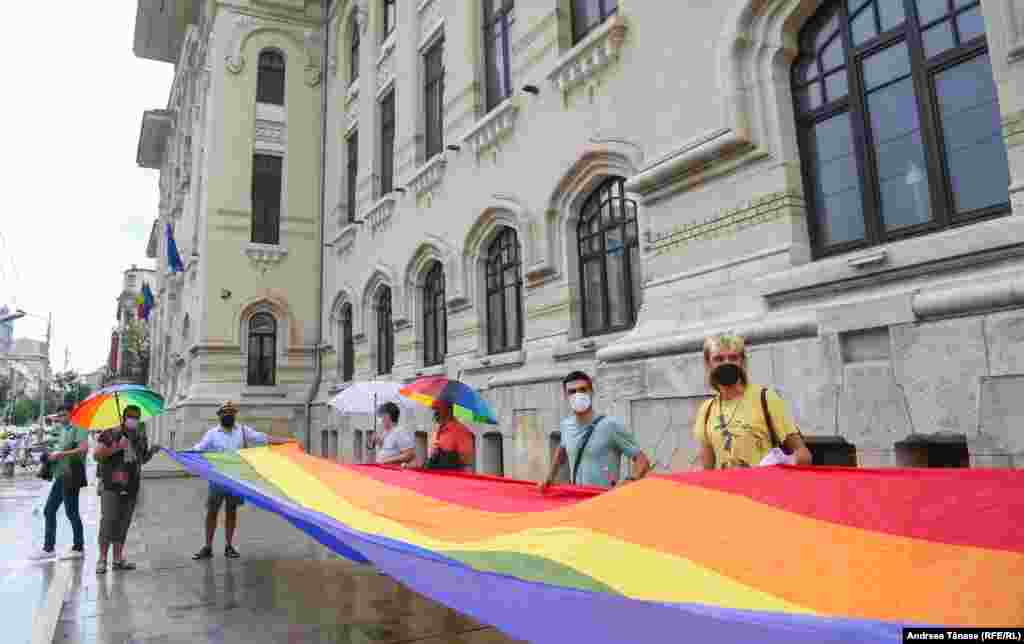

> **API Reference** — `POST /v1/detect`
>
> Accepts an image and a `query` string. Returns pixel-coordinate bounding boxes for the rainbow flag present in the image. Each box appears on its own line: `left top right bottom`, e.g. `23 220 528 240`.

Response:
166 445 1024 643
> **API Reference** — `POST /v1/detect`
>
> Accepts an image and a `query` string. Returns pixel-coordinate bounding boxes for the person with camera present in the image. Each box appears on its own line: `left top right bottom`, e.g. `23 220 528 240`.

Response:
93 405 159 573
32 406 89 560
694 334 812 470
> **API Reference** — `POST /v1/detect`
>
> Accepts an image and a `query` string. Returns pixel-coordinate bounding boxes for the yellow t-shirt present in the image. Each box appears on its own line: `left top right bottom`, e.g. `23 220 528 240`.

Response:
693 384 799 469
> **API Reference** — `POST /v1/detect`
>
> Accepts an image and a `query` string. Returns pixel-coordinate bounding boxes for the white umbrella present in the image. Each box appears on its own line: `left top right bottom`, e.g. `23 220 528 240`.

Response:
327 381 418 416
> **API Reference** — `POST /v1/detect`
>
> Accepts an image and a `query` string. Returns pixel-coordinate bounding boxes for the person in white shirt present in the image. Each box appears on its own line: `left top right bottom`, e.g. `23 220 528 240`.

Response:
190 400 292 560
371 402 416 467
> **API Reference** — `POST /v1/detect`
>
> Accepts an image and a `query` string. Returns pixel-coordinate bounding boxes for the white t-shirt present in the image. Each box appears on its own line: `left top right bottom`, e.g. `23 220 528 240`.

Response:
375 427 415 463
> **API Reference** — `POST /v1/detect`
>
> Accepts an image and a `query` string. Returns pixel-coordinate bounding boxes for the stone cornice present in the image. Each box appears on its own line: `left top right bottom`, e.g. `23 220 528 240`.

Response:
406 153 447 197
364 195 397 235
546 14 627 95
461 97 521 155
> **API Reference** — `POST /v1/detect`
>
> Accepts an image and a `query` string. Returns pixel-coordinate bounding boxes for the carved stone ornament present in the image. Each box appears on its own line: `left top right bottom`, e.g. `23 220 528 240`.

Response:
462 97 520 155
244 243 289 275
224 14 322 87
365 196 397 235
407 154 447 197
331 223 359 260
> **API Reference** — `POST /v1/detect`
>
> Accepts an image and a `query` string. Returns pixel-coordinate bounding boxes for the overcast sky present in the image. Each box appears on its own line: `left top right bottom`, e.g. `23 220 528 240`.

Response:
1 2 172 374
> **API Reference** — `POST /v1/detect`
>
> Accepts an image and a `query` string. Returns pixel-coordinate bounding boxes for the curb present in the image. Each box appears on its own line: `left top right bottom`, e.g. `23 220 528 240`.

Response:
31 562 71 644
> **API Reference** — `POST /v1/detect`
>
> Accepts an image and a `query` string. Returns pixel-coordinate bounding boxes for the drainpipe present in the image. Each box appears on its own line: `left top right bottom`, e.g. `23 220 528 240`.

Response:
304 0 330 453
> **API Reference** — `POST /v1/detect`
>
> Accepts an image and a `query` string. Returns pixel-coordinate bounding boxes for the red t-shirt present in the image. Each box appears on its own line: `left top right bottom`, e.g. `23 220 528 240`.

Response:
434 420 475 466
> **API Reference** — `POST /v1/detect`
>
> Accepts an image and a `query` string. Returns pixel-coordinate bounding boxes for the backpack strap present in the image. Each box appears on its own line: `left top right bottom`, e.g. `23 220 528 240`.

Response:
571 416 604 485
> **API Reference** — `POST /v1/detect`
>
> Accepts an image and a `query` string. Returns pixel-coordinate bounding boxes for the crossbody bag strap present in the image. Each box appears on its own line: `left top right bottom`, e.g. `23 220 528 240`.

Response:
571 416 604 485
242 426 248 450
702 399 714 446
761 387 779 449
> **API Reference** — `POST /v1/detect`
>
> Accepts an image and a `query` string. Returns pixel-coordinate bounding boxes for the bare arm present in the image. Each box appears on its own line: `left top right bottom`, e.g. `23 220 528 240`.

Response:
700 442 716 470
784 434 813 466
538 446 567 492
378 448 416 465
266 435 295 445
627 451 652 481
51 439 89 460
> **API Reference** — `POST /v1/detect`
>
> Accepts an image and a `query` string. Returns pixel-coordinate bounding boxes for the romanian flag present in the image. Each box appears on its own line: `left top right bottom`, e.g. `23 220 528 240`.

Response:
166 445 1024 643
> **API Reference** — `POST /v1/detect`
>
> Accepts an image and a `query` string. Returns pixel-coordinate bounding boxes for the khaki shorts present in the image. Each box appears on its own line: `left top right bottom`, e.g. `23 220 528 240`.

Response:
207 483 245 512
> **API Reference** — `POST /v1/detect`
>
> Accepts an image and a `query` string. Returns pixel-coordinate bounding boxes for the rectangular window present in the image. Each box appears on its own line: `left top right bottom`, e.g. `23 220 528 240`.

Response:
484 0 514 112
251 154 282 245
380 91 396 196
346 130 358 222
382 0 396 41
572 0 617 44
424 37 445 160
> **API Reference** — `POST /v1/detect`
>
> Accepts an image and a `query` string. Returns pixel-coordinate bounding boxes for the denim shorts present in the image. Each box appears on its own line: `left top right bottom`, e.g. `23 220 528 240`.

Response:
207 483 245 511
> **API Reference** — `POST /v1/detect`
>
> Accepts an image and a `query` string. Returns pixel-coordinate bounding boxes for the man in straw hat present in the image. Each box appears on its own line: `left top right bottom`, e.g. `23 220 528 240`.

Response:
191 400 292 560
694 334 811 469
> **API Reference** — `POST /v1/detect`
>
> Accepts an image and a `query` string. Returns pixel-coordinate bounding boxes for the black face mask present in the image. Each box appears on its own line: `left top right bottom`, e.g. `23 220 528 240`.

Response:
712 363 743 387
220 415 236 428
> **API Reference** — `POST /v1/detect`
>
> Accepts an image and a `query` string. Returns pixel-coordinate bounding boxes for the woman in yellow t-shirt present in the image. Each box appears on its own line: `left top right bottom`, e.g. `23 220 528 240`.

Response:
693 334 812 469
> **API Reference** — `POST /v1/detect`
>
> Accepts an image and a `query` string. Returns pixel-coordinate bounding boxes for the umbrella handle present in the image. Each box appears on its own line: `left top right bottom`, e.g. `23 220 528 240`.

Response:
114 391 122 423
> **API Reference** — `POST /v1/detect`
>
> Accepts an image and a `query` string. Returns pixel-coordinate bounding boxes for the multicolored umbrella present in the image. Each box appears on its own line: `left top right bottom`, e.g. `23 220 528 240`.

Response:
69 384 165 431
399 376 498 425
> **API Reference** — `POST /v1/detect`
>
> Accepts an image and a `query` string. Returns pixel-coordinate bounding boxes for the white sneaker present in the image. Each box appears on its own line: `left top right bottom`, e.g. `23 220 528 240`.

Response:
29 549 56 560
63 548 84 560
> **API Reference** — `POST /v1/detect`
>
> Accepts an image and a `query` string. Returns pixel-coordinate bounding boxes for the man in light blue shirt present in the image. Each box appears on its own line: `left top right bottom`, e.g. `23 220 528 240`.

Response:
539 371 651 490
191 400 291 560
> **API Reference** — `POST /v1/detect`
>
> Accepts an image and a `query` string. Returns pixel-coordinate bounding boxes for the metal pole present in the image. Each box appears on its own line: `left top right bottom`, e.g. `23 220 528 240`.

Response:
35 313 51 442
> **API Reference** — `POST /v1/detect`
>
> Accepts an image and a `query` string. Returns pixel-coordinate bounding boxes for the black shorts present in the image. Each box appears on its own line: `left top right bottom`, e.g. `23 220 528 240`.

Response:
207 483 245 512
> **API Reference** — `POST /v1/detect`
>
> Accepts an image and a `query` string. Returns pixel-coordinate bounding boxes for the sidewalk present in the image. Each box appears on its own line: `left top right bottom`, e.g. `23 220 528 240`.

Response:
2 474 518 644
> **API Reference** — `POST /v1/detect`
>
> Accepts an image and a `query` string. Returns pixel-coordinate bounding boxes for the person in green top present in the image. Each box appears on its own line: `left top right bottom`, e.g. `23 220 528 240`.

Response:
33 405 89 559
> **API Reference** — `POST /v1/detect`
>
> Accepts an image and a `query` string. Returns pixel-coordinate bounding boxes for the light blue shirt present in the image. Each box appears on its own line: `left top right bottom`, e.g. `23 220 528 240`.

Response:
559 415 641 488
192 425 268 452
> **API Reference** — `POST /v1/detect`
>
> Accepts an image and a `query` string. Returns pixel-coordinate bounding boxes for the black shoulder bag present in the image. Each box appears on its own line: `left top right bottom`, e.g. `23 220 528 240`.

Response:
571 416 605 485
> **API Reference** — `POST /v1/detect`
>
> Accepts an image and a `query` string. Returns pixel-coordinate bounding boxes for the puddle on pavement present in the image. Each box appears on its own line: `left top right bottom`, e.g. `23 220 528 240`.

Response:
0 563 52 644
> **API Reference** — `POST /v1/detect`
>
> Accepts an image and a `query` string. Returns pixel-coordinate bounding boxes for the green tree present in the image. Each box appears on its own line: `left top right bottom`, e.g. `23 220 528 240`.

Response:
123 320 151 381
14 398 40 426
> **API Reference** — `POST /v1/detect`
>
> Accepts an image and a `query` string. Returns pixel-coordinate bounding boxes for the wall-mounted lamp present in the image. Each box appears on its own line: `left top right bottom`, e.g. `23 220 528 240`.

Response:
220 289 232 301
522 84 540 95
393 187 407 194
446 144 461 152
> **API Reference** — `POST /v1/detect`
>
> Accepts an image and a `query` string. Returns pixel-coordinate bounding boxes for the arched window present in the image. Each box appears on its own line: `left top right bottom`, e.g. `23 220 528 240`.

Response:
349 17 361 84
423 261 447 366
577 177 640 336
794 0 1009 257
247 313 277 386
340 302 354 382
256 49 285 106
376 287 393 375
485 227 522 354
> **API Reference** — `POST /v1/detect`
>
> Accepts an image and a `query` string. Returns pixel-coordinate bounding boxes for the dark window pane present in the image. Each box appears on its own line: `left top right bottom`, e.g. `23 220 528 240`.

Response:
572 0 616 43
257 50 285 106
935 54 1011 214
850 5 878 46
807 113 865 245
916 0 949 24
847 0 871 14
346 131 358 222
797 83 824 112
252 155 282 245
878 0 906 31
424 38 445 159
825 70 849 101
504 284 520 349
956 6 985 42
794 57 817 83
382 0 396 39
922 20 956 57
867 78 932 229
605 228 629 328
863 41 911 90
820 36 844 70
816 12 840 50
350 19 361 82
953 0 976 8
582 259 605 333
380 92 395 195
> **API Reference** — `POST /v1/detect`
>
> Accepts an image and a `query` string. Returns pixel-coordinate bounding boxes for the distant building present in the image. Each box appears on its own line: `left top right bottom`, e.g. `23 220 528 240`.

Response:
104 264 155 386
0 305 14 354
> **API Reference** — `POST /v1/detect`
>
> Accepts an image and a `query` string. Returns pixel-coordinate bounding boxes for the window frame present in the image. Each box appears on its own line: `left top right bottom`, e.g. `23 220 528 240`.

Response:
246 312 277 386
251 154 283 245
483 0 515 113
571 0 617 45
381 0 396 42
340 302 354 382
256 49 286 106
349 17 361 85
484 227 523 355
424 36 446 161
379 90 396 196
793 0 1009 259
422 261 447 367
576 176 640 337
346 129 358 222
376 287 394 375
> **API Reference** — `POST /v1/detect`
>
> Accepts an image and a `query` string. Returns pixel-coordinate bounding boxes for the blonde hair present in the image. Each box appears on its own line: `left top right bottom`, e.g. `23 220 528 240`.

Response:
703 334 747 363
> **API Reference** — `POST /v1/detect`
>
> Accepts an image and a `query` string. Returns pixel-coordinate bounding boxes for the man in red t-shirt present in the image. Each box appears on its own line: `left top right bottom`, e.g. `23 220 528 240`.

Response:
428 402 475 472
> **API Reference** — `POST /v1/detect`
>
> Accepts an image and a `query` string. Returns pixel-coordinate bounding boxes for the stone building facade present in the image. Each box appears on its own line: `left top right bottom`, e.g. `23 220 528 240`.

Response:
315 0 1024 478
132 0 1024 478
106 264 156 386
135 0 325 455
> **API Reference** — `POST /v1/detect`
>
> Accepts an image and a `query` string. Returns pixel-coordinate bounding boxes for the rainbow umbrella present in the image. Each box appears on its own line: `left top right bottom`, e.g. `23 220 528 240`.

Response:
69 384 165 431
399 376 498 425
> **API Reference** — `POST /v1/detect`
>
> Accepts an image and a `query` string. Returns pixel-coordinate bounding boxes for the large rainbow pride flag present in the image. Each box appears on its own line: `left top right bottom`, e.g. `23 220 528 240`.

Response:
167 444 1024 643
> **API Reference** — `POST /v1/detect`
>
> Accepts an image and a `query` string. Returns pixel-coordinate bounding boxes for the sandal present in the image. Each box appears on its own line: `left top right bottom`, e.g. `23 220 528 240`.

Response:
96 561 107 574
112 560 136 571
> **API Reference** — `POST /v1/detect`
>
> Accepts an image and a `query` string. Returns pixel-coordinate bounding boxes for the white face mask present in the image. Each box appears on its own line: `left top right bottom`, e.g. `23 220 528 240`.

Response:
569 392 592 414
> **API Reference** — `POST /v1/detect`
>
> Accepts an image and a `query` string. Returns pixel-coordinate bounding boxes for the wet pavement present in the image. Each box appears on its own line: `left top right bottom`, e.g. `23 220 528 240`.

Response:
0 471 520 643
